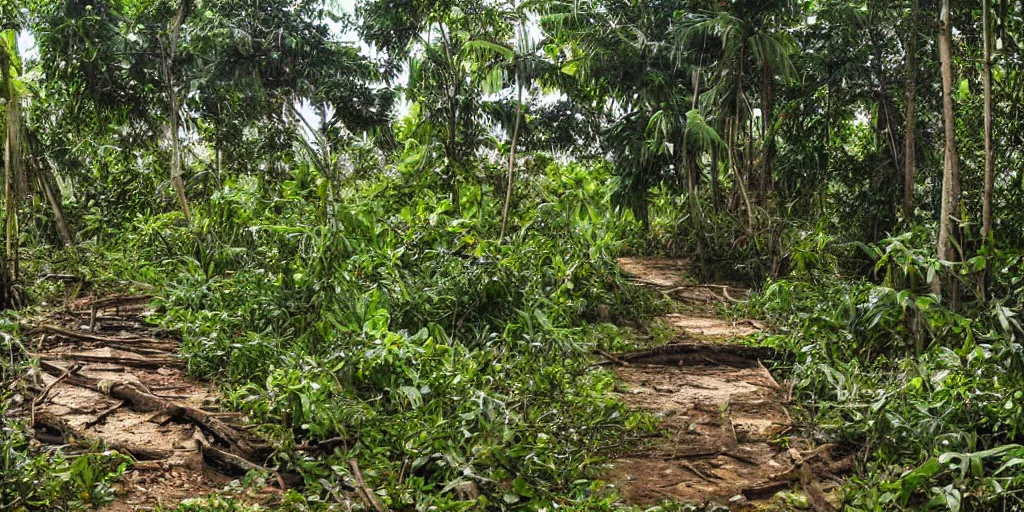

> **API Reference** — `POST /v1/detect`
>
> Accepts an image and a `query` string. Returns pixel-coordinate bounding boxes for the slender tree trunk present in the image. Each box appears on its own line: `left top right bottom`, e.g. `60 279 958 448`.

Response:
686 153 704 259
760 59 774 198
936 0 962 301
164 0 192 222
499 75 523 240
982 0 994 241
710 147 720 209
4 76 22 281
687 67 705 253
729 119 754 234
903 0 919 222
39 174 72 247
22 131 74 246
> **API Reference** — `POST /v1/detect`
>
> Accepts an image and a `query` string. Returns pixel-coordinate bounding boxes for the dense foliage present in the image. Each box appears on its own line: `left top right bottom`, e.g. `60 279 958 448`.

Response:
3 0 1024 510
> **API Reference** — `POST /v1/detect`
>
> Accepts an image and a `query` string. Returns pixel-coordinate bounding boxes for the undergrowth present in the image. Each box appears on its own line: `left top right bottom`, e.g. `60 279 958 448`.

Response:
0 332 130 511
24 162 671 510
745 230 1024 511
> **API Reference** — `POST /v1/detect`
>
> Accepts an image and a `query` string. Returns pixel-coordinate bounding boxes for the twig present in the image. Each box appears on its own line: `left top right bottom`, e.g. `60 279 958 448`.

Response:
757 360 782 391
349 459 385 512
31 363 80 425
681 461 718 481
84 400 125 429
595 349 629 366
720 450 758 465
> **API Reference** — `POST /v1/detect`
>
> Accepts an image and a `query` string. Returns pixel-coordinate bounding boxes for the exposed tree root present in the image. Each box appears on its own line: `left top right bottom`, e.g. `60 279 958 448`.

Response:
611 342 778 368
34 411 172 460
25 323 170 346
35 359 262 460
34 351 183 369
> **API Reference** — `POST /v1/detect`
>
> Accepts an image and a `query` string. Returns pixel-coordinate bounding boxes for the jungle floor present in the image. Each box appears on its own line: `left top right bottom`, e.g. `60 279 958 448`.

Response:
10 261 850 510
606 257 849 510
16 293 276 511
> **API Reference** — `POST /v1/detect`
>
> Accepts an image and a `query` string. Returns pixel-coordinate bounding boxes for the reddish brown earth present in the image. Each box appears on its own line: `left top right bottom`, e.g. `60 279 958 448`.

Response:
19 294 274 510
607 258 847 508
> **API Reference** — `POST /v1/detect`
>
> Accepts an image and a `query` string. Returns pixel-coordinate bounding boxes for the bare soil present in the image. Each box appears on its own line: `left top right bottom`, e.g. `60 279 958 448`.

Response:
617 257 691 287
607 258 846 508
20 294 274 510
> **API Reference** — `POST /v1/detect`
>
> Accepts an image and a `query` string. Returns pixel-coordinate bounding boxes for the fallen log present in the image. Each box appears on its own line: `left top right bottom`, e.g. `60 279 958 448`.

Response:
25 324 170 347
34 351 182 369
611 342 779 368
36 360 259 460
34 411 170 460
76 294 153 310
192 430 265 476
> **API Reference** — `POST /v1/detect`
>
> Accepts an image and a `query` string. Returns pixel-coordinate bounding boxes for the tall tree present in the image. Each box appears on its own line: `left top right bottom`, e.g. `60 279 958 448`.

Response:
982 0 995 241
361 0 514 214
903 0 918 222
162 0 192 222
936 0 961 300
1 30 23 281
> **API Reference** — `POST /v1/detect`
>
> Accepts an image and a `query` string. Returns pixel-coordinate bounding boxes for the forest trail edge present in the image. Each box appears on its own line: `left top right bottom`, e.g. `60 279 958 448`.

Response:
19 293 275 510
604 258 848 509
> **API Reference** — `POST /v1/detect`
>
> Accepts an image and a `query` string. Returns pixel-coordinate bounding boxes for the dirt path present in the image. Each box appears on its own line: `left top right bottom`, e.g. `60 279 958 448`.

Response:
606 258 845 509
21 294 272 510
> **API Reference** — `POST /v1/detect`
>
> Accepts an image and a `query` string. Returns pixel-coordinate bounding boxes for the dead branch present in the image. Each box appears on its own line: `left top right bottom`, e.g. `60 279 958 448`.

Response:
36 360 258 459
34 351 182 369
31 363 81 425
757 360 782 390
194 431 265 476
84 400 126 429
25 324 169 347
76 294 153 311
595 349 629 366
614 342 778 368
34 411 171 460
349 459 386 512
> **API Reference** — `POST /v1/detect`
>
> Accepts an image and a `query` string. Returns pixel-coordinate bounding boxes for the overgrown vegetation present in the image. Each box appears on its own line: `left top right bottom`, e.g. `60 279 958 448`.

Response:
3 0 1024 510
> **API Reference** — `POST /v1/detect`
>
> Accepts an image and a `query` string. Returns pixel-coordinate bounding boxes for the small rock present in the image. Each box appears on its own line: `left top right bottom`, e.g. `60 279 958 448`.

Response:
729 494 747 504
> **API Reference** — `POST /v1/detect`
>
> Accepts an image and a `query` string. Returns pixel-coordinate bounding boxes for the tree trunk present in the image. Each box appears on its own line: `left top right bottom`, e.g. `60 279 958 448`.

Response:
936 0 962 301
710 147 720 209
903 0 919 222
4 86 22 281
982 0 994 241
760 59 774 199
165 0 192 222
38 166 73 247
686 152 704 260
729 118 754 234
499 74 524 240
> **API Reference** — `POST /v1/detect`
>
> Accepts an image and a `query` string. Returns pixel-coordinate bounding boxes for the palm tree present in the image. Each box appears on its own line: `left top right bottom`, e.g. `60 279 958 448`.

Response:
675 4 798 205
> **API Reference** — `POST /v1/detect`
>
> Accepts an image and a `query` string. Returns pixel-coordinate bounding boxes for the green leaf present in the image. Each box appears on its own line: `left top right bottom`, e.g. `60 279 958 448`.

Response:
462 39 514 61
512 477 533 497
